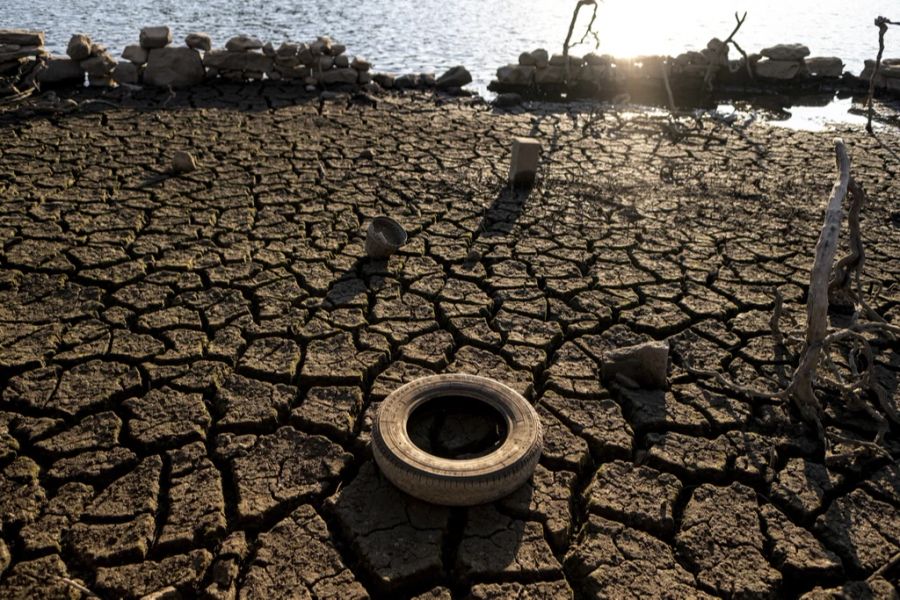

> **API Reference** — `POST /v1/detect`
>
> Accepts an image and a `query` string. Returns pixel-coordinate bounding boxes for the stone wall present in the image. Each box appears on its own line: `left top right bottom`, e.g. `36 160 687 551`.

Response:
1 27 472 94
490 40 897 101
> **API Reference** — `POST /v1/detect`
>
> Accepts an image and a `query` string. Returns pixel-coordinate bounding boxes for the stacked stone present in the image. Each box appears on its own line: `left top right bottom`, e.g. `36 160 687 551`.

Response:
59 33 117 87
0 29 49 91
754 44 810 80
859 58 900 92
119 27 206 88
496 48 619 89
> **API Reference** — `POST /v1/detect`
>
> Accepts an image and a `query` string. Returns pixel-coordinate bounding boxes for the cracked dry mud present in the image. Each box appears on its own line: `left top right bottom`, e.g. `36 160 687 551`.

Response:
0 83 899 599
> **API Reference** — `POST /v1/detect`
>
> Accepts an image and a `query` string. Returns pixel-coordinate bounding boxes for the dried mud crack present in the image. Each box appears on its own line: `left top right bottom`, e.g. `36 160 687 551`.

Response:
0 84 898 599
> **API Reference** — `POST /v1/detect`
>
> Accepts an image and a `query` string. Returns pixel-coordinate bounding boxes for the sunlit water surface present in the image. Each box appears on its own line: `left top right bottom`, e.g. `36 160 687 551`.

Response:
3 0 898 125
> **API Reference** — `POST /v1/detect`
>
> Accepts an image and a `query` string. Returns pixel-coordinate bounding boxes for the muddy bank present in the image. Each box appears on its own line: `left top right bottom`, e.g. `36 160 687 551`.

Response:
0 85 898 599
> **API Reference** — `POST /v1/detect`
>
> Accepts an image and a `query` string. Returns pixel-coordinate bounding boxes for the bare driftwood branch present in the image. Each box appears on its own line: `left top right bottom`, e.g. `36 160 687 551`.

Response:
563 0 599 83
866 16 898 133
724 12 753 79
829 177 865 302
783 138 851 442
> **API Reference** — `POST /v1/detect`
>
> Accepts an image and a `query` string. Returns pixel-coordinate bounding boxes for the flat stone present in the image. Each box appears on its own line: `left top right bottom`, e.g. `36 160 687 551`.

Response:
140 26 172 50
219 426 352 523
122 44 148 65
225 35 263 52
676 482 782 597
755 59 802 80
204 49 273 74
805 56 843 77
457 505 561 579
37 57 84 84
215 372 294 430
566 514 714 599
240 504 368 599
185 32 212 52
814 489 900 574
326 462 449 591
0 29 44 47
585 460 682 536
760 43 811 61
123 387 211 448
144 47 205 88
95 549 212 598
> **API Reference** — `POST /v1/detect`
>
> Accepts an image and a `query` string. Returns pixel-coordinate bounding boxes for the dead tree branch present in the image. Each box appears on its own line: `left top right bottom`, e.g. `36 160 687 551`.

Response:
866 16 900 133
563 0 599 83
783 138 851 442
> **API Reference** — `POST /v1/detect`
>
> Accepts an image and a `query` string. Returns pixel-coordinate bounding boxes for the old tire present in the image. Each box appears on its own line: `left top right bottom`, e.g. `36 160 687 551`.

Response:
372 373 543 506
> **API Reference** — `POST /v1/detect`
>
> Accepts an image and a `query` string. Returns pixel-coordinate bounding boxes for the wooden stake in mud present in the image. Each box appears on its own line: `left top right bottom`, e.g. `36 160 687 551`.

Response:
784 138 850 441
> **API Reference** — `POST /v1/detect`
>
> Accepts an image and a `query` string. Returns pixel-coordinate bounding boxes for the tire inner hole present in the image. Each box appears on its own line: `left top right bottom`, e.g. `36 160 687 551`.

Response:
406 395 509 459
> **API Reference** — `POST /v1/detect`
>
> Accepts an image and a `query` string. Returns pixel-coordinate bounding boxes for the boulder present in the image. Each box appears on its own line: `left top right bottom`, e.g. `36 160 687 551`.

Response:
493 92 523 107
143 47 205 88
534 66 566 85
203 50 272 74
519 52 536 67
358 71 372 85
172 151 197 173
140 26 172 50
185 33 212 52
89 43 108 58
530 48 549 68
262 42 276 57
760 43 810 61
320 68 359 85
80 53 116 78
67 34 92 61
350 56 370 71
755 59 802 80
318 55 334 70
37 56 84 85
373 72 395 88
331 43 346 56
112 61 139 84
436 65 472 89
0 47 46 62
0 29 44 47
334 54 349 68
420 72 436 86
600 340 669 389
394 73 420 89
122 45 148 65
805 56 843 78
226 35 263 52
583 52 611 66
497 64 535 85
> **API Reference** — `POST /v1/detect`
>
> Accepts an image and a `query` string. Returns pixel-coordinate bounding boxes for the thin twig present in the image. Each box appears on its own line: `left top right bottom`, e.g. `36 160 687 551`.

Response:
562 0 599 83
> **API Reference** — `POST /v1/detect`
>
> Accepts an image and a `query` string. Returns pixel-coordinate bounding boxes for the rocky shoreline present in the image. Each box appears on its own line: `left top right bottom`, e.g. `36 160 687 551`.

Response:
4 25 900 111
